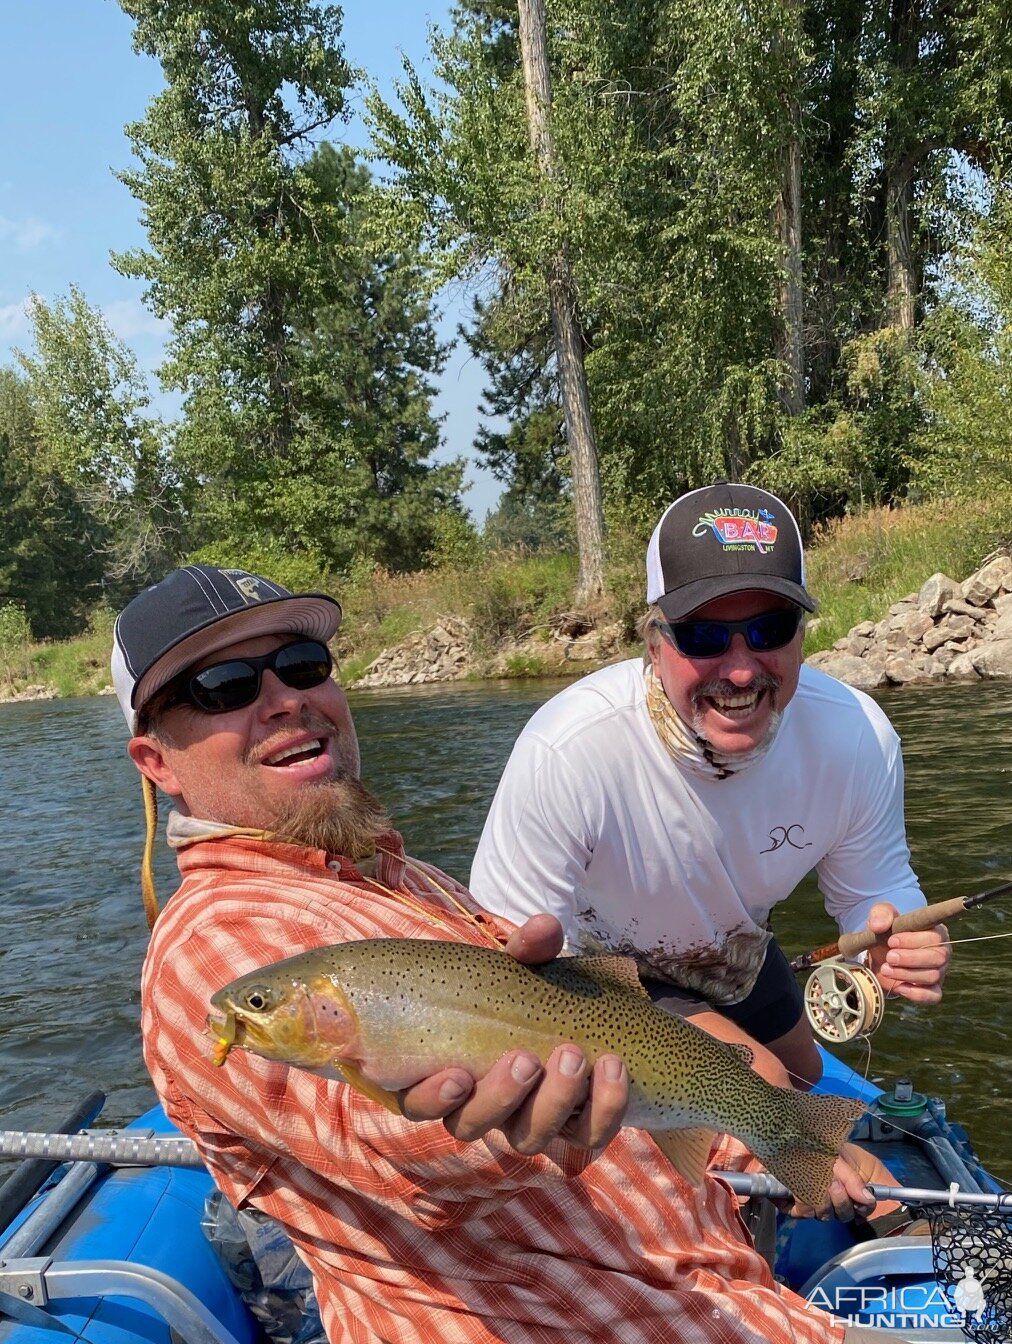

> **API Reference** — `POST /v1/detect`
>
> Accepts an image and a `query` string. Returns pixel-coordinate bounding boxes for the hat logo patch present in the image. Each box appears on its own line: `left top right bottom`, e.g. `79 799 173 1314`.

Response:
233 575 264 601
693 507 777 555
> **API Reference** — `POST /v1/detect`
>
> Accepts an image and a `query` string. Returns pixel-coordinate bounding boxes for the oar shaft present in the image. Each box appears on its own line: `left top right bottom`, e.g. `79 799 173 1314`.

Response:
0 1129 204 1169
715 1170 1012 1210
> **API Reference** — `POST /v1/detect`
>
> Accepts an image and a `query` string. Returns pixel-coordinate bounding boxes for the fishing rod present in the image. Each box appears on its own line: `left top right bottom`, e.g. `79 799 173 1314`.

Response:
715 1170 1012 1212
789 877 1012 974
0 1128 204 1169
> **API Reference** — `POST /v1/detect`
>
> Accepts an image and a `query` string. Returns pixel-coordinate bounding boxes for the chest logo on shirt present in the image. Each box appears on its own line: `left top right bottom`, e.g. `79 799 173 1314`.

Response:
760 824 812 854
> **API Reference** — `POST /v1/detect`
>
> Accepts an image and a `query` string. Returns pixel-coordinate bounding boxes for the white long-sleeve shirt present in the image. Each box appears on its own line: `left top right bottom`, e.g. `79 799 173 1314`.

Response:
470 660 924 1004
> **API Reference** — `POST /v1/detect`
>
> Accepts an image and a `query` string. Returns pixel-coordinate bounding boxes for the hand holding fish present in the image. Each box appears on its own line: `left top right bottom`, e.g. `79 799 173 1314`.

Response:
398 915 630 1154
863 902 951 1004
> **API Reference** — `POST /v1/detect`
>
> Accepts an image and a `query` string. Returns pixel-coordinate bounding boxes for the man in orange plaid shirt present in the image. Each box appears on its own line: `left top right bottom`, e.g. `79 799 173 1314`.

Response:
113 565 900 1344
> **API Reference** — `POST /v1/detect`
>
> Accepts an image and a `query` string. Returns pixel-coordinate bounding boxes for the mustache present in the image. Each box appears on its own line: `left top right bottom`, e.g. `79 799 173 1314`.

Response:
692 671 781 702
244 711 341 769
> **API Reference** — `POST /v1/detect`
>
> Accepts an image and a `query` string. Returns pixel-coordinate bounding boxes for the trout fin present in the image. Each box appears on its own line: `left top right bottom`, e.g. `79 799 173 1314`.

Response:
725 1041 754 1068
335 1061 404 1116
565 955 650 999
756 1091 866 1210
650 1126 716 1187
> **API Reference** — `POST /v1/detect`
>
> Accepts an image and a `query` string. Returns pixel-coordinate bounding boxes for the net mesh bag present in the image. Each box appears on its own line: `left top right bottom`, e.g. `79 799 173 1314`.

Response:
919 1202 1012 1344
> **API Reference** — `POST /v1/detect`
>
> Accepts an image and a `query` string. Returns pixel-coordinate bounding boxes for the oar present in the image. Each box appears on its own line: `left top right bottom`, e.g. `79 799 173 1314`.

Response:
715 1169 1012 1211
789 878 1012 973
0 1129 204 1169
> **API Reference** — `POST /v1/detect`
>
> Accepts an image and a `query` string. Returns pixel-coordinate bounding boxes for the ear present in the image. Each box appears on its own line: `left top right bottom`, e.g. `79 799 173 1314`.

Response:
127 734 184 800
647 637 662 676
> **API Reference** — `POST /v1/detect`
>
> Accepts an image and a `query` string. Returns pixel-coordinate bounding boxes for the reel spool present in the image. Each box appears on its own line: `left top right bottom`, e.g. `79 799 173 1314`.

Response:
803 958 885 1044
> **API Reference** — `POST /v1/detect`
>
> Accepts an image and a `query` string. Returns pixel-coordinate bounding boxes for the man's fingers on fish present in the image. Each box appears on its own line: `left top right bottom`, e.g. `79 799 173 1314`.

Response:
502 915 565 966
562 1055 628 1150
398 1068 476 1122
505 1045 591 1155
441 1051 545 1143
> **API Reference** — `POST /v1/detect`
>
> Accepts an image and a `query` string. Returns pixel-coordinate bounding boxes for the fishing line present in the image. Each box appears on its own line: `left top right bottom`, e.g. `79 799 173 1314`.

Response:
939 929 1012 947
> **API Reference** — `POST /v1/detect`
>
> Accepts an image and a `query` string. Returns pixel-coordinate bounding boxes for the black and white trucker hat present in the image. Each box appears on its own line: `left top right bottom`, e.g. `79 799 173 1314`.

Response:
645 483 815 622
111 565 342 732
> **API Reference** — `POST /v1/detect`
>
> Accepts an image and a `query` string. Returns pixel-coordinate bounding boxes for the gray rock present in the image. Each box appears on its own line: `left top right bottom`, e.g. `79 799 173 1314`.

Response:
963 557 1012 606
884 654 931 684
943 598 987 621
917 573 962 617
805 651 888 688
970 639 1012 679
947 652 982 679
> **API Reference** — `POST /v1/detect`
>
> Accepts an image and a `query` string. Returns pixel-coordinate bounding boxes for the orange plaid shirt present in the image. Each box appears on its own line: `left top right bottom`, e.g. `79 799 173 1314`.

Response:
141 827 844 1344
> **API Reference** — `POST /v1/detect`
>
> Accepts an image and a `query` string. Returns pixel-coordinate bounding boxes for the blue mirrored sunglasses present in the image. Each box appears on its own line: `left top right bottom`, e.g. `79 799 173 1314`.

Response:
162 639 333 714
659 608 802 659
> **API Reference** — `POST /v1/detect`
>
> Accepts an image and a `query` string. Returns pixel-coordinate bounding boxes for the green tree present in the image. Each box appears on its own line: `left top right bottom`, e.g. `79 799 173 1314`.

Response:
15 288 182 598
114 0 352 548
116 2 462 571
0 368 108 637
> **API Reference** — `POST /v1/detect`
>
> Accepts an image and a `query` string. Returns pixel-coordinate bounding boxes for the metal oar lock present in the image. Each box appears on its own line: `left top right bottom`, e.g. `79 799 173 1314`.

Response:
790 879 1012 1044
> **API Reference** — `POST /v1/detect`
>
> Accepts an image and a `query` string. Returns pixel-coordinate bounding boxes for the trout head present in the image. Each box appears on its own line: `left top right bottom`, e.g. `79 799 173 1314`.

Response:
208 971 360 1071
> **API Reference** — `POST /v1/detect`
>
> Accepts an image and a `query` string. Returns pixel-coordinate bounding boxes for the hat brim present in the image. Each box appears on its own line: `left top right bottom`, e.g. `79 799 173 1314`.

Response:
656 576 816 623
132 593 343 714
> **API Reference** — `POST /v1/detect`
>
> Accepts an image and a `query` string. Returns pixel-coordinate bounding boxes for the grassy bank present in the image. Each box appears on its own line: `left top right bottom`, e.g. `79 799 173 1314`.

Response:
4 495 1012 702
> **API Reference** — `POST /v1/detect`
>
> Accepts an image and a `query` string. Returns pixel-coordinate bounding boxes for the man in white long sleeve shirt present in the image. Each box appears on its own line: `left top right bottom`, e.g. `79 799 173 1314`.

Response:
471 483 951 1088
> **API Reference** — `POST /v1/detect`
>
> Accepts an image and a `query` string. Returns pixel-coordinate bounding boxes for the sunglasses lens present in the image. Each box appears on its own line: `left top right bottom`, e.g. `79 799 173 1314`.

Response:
747 609 800 650
670 622 730 658
182 640 333 713
667 608 801 658
191 662 261 712
274 641 333 689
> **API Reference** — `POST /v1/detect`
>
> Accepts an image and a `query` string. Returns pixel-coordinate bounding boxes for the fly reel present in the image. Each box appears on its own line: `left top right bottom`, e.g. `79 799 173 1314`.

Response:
803 958 885 1044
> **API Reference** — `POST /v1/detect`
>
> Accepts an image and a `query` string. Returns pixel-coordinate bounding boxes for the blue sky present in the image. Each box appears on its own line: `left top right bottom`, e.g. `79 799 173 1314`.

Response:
0 0 504 520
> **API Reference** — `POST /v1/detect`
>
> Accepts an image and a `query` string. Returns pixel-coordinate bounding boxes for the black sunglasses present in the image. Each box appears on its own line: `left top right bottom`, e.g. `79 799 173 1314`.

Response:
162 639 334 714
659 608 802 659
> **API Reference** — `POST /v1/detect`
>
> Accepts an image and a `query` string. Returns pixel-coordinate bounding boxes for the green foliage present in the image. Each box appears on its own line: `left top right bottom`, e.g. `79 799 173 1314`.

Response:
757 328 927 529
502 652 546 678
115 2 461 574
0 368 110 638
425 510 483 570
15 288 183 600
803 498 1012 652
186 539 335 598
0 602 33 690
467 549 578 649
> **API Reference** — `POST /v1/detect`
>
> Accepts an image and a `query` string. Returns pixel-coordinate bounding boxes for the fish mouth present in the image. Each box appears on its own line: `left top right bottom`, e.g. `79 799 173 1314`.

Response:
206 1009 240 1067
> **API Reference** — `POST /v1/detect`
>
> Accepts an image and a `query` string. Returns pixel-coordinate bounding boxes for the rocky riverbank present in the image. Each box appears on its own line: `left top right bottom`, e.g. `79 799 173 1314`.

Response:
353 553 1012 691
807 552 1012 689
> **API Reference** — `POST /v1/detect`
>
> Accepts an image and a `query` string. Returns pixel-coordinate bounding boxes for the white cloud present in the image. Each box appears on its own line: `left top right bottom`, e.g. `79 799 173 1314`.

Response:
102 297 167 343
0 299 31 340
0 215 61 251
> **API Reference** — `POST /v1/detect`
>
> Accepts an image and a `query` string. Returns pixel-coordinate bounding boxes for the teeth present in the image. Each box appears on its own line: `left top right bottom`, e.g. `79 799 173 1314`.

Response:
265 738 322 765
711 693 758 709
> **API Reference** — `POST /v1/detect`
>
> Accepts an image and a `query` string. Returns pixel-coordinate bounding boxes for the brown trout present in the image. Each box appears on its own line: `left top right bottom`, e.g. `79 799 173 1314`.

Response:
208 937 864 1208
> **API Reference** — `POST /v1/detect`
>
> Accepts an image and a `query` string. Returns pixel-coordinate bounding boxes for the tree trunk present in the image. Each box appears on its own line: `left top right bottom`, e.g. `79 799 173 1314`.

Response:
517 0 605 604
775 131 805 413
885 0 920 332
886 152 917 331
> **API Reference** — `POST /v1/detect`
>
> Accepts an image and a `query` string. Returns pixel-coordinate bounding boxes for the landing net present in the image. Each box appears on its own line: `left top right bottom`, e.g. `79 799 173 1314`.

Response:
919 1203 1012 1344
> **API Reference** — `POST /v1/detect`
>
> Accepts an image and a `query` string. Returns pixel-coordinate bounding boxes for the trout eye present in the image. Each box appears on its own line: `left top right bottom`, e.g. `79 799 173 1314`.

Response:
243 986 274 1013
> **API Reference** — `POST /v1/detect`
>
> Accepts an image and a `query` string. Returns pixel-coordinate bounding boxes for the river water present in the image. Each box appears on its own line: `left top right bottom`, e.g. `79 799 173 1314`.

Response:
2 677 1011 1182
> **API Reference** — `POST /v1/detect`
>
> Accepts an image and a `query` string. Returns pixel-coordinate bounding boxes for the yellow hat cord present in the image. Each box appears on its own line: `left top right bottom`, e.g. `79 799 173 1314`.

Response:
141 774 160 931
